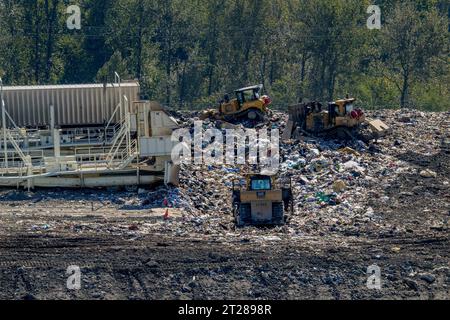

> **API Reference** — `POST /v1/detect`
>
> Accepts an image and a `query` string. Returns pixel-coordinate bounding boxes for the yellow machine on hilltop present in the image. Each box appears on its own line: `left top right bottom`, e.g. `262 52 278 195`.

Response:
232 174 293 227
284 97 390 142
203 84 272 122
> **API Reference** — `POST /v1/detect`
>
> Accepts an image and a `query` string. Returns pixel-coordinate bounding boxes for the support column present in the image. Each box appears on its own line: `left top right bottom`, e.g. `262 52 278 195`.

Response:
49 105 55 146
124 96 131 155
27 157 33 191
54 129 61 158
115 72 123 122
2 98 8 168
144 103 150 137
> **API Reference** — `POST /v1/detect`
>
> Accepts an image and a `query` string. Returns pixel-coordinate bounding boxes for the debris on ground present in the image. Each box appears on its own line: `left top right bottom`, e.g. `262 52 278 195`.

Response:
0 108 448 299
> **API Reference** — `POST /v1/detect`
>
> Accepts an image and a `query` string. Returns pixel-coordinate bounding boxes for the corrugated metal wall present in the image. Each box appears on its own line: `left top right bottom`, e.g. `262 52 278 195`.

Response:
1 82 140 127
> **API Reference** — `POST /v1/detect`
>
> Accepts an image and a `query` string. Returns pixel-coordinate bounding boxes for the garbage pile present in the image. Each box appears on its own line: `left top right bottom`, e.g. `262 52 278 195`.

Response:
152 108 449 239
10 108 447 241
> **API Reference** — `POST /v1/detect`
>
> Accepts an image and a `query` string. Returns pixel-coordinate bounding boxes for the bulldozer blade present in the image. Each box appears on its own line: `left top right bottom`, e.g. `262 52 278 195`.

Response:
199 109 219 120
282 120 294 141
367 119 391 137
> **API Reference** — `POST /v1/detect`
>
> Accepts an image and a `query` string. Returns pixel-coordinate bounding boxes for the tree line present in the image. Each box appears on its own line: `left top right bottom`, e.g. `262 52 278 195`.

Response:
0 0 448 111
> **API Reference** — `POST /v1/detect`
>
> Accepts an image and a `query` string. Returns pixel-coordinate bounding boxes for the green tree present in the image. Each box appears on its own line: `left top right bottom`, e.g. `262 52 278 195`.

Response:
297 0 368 101
378 1 448 107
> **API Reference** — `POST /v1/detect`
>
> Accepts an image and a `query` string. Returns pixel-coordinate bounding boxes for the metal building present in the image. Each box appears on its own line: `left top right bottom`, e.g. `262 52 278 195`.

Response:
0 75 180 189
1 81 140 127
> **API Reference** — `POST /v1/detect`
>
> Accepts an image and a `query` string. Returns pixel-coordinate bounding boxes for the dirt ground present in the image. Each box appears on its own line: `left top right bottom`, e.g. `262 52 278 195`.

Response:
0 180 448 300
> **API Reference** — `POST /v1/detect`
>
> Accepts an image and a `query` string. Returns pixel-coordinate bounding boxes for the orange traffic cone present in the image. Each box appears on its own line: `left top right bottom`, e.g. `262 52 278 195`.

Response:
164 208 169 220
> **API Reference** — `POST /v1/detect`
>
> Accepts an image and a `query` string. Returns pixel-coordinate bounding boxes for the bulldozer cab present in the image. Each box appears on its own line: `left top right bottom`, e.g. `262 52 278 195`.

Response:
232 174 293 227
235 85 263 108
329 97 366 130
218 84 270 121
248 175 272 191
329 98 356 117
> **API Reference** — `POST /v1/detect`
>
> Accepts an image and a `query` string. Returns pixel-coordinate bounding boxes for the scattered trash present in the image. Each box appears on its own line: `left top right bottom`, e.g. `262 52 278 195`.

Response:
315 192 339 206
419 273 436 284
403 278 419 291
342 160 364 172
339 147 360 156
0 107 447 300
333 180 347 193
3 108 447 243
260 236 282 242
30 224 51 231
391 247 401 253
420 169 437 178
128 224 139 231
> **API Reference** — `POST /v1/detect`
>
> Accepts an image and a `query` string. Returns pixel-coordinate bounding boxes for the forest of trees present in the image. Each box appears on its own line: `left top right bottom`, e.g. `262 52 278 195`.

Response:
0 0 448 111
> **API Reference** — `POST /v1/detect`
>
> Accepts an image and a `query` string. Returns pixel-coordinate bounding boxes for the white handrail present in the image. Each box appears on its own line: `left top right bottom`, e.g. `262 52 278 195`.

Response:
6 131 29 164
105 102 121 130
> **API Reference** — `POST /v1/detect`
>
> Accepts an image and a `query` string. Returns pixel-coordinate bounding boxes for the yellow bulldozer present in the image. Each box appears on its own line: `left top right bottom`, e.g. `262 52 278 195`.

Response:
232 174 293 227
202 84 272 122
283 97 390 142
